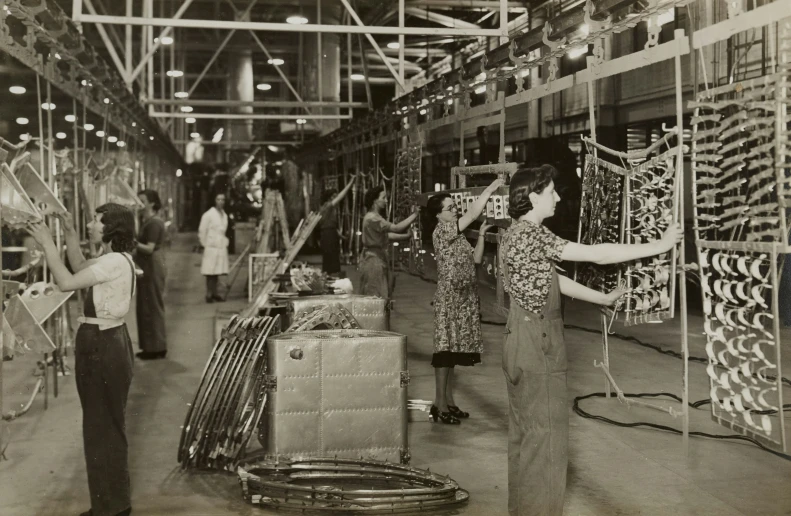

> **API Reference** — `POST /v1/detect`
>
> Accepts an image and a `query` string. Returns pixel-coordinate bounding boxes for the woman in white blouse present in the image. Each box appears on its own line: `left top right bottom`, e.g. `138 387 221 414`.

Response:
27 203 137 516
198 192 229 303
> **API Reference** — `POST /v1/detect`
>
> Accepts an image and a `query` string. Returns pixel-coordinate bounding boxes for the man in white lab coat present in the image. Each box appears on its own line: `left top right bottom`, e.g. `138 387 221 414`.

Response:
198 192 229 303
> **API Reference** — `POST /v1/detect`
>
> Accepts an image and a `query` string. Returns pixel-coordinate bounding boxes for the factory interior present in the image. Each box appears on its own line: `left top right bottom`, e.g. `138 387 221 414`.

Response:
1 0 791 514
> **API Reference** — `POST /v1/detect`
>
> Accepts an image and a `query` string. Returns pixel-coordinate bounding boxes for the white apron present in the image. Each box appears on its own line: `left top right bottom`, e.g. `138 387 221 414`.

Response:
198 207 230 276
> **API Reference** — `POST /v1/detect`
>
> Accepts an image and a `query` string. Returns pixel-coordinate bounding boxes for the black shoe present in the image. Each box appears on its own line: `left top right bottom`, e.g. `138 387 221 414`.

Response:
429 405 460 425
211 295 224 302
136 351 166 360
448 405 470 418
206 295 214 304
80 508 130 516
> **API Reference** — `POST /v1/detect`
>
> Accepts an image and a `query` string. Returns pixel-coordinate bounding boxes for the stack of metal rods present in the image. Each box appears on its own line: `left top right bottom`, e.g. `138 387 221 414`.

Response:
178 315 279 471
238 457 470 513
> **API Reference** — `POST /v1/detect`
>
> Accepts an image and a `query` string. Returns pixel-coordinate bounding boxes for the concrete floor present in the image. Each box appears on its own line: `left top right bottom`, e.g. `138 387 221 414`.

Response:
1 233 790 515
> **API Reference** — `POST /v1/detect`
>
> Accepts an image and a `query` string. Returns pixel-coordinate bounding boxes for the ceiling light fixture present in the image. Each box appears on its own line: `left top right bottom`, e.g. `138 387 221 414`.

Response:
185 117 196 124
117 141 126 147
180 106 193 113
161 36 174 45
16 117 29 125
96 130 105 137
107 136 118 143
267 58 285 66
103 98 110 104
256 83 272 91
56 132 67 140
351 73 365 81
175 91 189 99
41 103 55 110
387 42 400 49
149 136 154 140
84 123 95 131
296 119 307 125
65 114 76 122
9 86 26 94
212 128 224 143
166 70 184 77
286 15 308 24
190 132 201 138
176 169 183 177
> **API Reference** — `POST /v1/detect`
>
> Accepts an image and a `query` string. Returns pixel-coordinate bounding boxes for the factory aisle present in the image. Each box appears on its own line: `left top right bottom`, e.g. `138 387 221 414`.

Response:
0 233 790 515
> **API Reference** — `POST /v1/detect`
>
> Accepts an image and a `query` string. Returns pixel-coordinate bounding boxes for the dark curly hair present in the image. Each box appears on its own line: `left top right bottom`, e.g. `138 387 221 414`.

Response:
426 193 450 220
508 165 558 219
137 189 162 212
364 185 385 211
96 203 136 253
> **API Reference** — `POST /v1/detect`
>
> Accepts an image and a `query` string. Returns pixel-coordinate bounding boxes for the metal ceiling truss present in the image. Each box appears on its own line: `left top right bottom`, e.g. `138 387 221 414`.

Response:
1 0 180 162
304 0 669 159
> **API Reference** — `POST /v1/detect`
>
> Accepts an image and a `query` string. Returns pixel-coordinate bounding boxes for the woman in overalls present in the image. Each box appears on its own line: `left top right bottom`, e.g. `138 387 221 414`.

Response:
27 203 138 516
358 185 417 301
501 165 682 515
135 189 168 359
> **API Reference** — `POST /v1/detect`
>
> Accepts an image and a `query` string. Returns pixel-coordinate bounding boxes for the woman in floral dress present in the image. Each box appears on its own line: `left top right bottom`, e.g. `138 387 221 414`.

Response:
426 178 502 424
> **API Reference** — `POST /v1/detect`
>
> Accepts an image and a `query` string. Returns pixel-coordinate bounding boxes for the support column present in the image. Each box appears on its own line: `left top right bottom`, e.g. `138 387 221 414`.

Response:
527 7 546 140
226 51 254 145
303 3 341 135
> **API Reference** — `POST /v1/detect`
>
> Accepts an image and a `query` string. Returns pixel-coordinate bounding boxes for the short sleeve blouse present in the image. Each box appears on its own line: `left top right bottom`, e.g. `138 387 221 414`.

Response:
502 220 568 313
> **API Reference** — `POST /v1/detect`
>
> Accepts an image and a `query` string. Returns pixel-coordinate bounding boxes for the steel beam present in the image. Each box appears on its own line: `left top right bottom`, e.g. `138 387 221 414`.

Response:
248 31 313 115
174 140 301 145
72 0 83 22
339 0 405 89
83 0 128 82
129 0 196 83
77 14 504 37
150 112 352 120
398 0 404 96
499 0 508 44
187 0 259 96
405 0 527 8
146 99 370 107
402 7 481 29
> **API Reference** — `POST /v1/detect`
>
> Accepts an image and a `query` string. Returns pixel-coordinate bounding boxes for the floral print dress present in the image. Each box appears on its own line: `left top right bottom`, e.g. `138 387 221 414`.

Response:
432 220 483 365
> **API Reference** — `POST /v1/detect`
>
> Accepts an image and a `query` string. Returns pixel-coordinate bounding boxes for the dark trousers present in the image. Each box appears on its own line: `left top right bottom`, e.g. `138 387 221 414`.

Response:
503 302 568 516
75 324 134 516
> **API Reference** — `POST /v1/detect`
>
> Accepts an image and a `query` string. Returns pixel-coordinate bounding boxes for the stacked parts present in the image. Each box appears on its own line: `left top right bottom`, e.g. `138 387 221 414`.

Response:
237 458 469 513
285 305 361 332
178 315 280 470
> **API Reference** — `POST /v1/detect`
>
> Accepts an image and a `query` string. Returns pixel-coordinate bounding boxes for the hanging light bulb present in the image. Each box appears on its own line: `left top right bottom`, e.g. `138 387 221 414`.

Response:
84 123 95 131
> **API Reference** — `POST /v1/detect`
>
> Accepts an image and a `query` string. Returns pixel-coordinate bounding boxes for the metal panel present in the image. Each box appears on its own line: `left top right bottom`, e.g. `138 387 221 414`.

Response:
260 329 409 463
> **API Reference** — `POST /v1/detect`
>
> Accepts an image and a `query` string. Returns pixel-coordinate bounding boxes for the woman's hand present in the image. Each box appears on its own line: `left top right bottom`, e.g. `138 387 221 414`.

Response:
479 221 494 234
603 287 630 307
660 223 683 251
56 212 76 234
25 221 54 247
484 178 504 193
